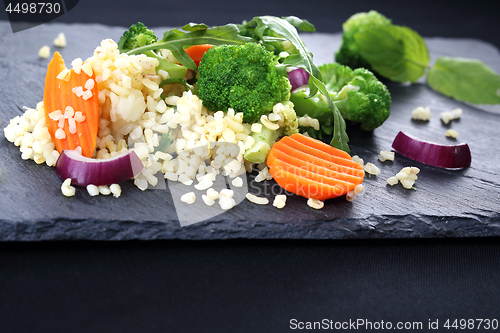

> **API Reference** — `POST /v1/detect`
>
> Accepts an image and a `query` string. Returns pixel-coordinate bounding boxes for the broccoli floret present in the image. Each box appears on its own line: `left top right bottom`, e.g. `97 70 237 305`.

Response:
118 22 157 51
290 62 391 132
335 10 392 71
196 43 292 123
118 22 188 79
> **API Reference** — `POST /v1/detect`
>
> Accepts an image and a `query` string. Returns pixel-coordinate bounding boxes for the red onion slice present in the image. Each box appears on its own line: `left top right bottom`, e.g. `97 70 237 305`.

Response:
392 131 471 169
56 149 144 186
288 68 310 92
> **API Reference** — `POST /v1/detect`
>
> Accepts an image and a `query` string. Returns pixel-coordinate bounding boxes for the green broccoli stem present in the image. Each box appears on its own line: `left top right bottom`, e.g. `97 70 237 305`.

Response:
334 84 358 100
144 50 188 79
243 124 284 163
290 89 333 128
290 89 355 140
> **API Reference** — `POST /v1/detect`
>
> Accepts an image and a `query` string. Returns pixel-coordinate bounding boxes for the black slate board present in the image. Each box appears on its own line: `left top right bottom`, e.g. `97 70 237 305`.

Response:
1 22 499 241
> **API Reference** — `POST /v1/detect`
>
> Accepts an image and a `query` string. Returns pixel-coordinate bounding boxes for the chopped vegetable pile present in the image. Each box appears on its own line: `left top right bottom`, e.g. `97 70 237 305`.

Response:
3 11 500 214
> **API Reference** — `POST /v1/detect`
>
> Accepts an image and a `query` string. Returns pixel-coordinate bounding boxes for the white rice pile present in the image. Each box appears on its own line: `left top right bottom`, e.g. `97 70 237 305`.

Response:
4 101 59 166
4 38 298 201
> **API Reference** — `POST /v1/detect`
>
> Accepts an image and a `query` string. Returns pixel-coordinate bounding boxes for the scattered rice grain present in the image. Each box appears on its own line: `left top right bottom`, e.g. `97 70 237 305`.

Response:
86 184 100 196
411 106 431 121
38 45 50 59
180 192 196 204
61 178 75 197
364 162 380 175
98 185 111 195
53 32 67 47
445 129 459 138
273 194 287 209
307 198 324 209
231 177 243 188
378 150 395 162
246 193 269 205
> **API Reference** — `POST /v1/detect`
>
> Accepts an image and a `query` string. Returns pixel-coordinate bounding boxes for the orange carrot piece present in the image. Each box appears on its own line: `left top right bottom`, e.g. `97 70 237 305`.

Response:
268 164 346 200
267 133 365 201
184 44 214 67
267 147 363 185
267 139 364 179
43 52 99 158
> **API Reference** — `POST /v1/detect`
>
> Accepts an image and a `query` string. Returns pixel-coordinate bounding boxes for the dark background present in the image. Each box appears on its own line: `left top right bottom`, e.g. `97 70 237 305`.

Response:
1 0 500 332
1 0 499 49
60 0 500 49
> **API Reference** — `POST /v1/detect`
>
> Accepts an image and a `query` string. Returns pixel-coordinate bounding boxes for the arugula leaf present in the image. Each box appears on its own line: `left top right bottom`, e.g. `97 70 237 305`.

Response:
355 25 430 82
307 74 350 153
249 16 350 152
427 56 500 105
248 16 321 96
181 23 209 32
126 24 253 71
282 16 316 32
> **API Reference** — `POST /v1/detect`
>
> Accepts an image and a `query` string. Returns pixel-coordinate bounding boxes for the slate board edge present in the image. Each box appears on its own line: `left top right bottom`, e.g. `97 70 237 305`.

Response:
1 214 499 241
1 22 500 242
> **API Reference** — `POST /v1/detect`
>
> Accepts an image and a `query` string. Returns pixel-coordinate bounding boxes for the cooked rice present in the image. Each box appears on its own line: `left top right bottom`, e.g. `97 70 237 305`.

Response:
5 37 305 206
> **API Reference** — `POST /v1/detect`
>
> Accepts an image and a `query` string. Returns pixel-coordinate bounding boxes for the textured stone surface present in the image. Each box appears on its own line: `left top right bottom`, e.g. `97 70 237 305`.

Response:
0 22 499 241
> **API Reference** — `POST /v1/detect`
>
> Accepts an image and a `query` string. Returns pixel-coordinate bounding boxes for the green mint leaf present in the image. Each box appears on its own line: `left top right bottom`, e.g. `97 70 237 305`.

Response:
354 25 429 82
427 56 500 105
127 24 254 70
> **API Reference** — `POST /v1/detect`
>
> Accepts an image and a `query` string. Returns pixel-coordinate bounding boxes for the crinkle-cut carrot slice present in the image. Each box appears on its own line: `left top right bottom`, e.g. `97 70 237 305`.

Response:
267 133 365 200
267 147 363 185
285 135 364 177
269 160 352 201
43 52 99 158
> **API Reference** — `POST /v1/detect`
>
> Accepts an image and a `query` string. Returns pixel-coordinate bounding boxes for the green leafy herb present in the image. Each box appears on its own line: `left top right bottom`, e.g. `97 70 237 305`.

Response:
354 25 430 82
181 23 210 32
248 16 350 152
247 16 321 96
281 16 316 32
126 23 254 71
337 10 500 106
237 15 315 56
427 56 500 104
